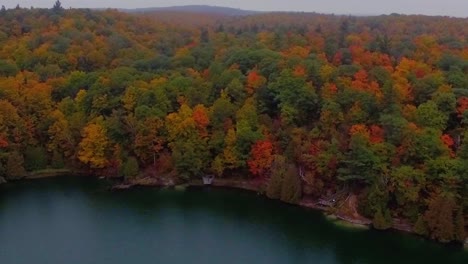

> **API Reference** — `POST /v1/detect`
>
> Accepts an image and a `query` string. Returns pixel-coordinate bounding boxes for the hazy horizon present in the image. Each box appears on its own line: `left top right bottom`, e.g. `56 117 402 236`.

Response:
2 0 468 17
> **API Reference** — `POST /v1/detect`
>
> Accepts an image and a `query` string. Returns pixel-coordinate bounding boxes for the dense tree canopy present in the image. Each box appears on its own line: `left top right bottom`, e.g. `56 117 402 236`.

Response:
0 6 466 243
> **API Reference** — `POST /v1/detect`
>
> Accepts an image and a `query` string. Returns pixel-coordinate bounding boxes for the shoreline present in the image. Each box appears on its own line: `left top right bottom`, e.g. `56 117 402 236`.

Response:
3 173 466 247
113 177 407 232
0 169 88 184
26 169 78 179
116 177 468 247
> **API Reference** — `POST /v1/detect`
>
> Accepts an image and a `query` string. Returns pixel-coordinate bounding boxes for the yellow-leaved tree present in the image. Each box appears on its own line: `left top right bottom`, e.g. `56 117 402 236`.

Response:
78 120 109 169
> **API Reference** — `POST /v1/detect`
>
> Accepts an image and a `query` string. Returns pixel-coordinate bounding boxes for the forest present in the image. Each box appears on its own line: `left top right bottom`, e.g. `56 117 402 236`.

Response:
0 2 467 243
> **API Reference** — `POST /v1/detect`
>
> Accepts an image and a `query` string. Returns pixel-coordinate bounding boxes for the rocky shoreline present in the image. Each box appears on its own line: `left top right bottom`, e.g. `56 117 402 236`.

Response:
112 177 415 233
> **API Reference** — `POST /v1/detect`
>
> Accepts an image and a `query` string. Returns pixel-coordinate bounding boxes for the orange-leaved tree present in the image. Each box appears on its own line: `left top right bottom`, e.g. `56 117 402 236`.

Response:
248 139 274 178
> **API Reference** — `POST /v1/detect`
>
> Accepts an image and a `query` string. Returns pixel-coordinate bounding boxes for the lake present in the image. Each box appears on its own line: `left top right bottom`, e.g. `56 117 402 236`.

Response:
0 177 466 264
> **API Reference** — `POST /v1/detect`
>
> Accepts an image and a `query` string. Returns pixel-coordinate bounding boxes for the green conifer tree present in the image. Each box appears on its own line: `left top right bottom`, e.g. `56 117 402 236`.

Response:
6 152 26 180
280 165 302 204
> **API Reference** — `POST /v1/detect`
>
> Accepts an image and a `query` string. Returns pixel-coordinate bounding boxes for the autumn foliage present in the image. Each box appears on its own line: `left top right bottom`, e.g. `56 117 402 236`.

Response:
0 6 466 243
248 140 274 178
457 97 468 117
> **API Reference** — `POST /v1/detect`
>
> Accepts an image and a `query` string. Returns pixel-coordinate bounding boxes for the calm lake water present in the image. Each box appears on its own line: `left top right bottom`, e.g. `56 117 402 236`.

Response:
0 177 466 264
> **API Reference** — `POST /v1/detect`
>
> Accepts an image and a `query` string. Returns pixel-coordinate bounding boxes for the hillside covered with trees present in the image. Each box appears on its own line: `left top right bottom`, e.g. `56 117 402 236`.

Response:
0 2 467 243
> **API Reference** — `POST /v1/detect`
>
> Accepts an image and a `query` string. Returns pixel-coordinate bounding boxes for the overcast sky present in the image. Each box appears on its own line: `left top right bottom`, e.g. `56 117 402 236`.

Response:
3 0 468 17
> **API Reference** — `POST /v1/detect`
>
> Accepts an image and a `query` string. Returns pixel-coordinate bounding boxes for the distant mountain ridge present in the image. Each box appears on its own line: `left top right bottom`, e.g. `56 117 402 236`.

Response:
122 5 260 16
112 5 434 18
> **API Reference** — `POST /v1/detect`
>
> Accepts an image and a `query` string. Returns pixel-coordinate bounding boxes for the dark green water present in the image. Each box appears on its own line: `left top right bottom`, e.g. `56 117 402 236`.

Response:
0 177 466 264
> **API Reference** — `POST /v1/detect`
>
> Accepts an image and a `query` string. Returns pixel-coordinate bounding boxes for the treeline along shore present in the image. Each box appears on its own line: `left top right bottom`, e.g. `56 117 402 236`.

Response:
0 2 467 245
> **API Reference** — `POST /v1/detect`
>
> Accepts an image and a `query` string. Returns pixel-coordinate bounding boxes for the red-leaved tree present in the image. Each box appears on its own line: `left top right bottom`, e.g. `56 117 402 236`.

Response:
248 140 274 178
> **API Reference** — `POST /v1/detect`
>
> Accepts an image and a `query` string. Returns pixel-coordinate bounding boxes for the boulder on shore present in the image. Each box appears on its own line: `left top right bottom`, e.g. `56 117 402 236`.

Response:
0 176 6 184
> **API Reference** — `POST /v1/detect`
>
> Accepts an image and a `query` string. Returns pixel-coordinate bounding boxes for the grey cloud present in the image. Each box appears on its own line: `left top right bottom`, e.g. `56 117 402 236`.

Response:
2 0 467 17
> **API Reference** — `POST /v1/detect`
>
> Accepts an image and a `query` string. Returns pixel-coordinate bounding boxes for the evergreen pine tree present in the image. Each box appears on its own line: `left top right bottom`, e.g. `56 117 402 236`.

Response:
24 146 47 171
53 0 63 11
6 152 26 180
425 194 456 242
266 155 286 200
373 209 392 230
414 215 428 236
280 165 302 204
454 208 466 243
122 157 139 179
51 151 65 169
